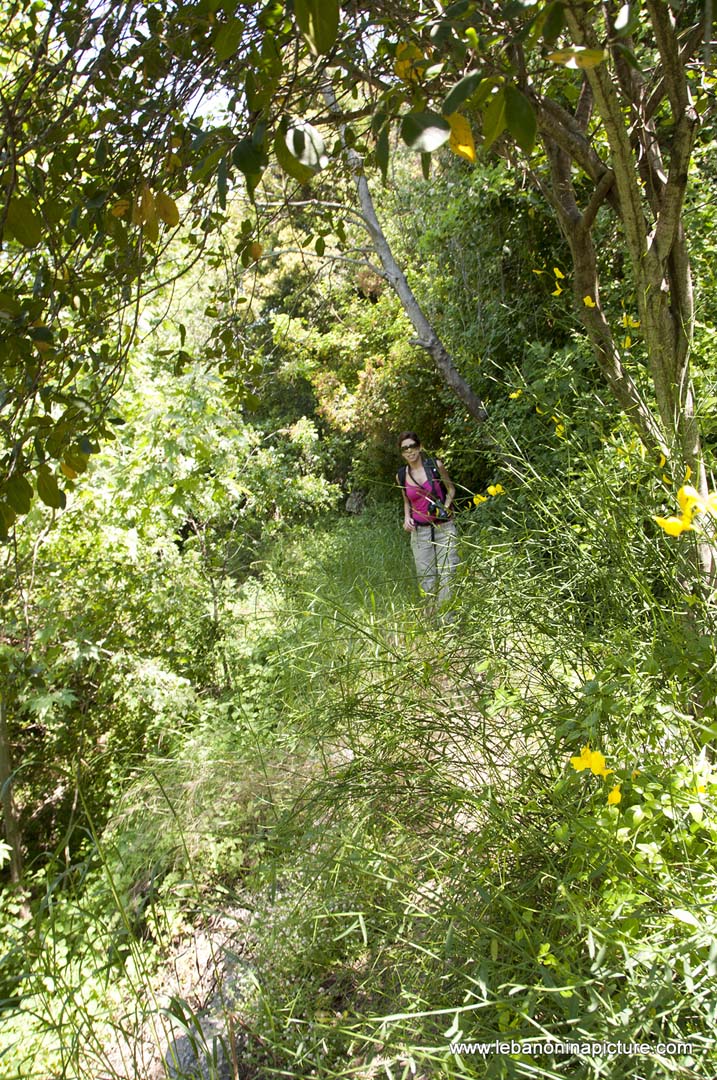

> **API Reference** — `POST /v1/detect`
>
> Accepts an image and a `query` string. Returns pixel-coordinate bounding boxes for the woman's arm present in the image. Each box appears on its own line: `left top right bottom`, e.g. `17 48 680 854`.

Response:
398 474 415 531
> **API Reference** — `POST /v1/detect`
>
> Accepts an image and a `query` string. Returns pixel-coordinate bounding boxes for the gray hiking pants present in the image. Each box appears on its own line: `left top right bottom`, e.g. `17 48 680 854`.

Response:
410 521 459 608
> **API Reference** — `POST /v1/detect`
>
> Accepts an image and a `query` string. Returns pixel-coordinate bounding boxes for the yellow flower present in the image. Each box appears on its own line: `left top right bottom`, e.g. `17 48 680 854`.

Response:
532 268 546 275
553 267 565 279
623 335 632 349
509 389 523 399
607 784 622 805
684 465 692 482
654 515 693 536
658 454 667 468
629 316 641 328
473 493 488 505
487 484 505 497
677 484 705 519
536 405 545 414
552 284 563 296
631 769 640 780
589 751 611 778
554 423 565 438
583 295 596 307
570 745 611 777
570 746 593 772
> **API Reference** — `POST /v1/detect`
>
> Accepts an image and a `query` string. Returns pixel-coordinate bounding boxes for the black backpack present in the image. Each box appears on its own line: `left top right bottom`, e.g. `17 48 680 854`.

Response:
397 456 448 505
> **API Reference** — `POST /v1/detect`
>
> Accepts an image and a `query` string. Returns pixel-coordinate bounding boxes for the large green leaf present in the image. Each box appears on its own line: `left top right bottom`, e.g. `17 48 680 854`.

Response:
233 137 265 176
5 196 43 248
400 112 451 153
293 0 339 55
505 85 537 155
541 1 565 45
375 125 390 184
36 466 66 510
0 501 17 539
482 89 506 148
5 472 33 515
213 17 243 62
441 72 481 117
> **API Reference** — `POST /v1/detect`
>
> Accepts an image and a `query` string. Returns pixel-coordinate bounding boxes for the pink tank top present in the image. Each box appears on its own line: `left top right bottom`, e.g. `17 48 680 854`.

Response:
406 477 443 524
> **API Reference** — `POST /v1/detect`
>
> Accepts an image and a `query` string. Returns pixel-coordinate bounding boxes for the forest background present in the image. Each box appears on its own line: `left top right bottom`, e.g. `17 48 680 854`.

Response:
2 1 717 1078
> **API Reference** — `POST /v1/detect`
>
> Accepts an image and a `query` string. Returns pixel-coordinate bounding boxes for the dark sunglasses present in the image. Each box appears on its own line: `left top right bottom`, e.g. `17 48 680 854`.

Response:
400 442 419 452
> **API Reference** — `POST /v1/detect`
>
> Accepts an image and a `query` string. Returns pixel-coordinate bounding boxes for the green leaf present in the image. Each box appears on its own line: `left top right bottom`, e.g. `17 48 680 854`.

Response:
213 17 243 62
0 500 17 537
505 85 537 155
400 111 451 153
293 0 339 55
482 88 506 148
29 325 54 345
541 2 564 45
0 291 22 318
441 72 481 116
421 153 432 180
233 137 265 177
315 236 325 256
5 472 33 515
375 125 389 183
5 196 43 248
36 466 66 510
613 42 643 71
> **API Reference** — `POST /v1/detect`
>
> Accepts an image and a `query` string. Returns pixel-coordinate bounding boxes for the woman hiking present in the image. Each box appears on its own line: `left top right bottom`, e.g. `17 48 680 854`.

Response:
396 432 459 620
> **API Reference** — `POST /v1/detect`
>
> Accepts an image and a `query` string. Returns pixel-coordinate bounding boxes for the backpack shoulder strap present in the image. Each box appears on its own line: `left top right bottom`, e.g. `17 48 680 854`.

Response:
397 464 407 489
423 457 447 499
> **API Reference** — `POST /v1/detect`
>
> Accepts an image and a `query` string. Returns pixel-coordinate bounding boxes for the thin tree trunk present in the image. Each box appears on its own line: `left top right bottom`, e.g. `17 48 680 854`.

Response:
0 694 24 888
322 85 488 425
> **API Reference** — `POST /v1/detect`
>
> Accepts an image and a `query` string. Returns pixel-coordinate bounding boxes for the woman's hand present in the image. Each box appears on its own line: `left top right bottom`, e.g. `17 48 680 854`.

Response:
403 517 416 532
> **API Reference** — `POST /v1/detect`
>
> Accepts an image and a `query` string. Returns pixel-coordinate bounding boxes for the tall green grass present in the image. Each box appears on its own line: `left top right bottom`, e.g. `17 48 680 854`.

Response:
4 481 717 1079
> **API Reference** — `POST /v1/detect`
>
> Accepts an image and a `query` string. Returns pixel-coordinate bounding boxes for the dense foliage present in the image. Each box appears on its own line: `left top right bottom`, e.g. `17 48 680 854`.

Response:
3 2 717 1079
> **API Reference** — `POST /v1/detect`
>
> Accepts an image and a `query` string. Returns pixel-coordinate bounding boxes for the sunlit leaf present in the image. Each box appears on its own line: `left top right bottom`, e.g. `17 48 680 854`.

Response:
446 113 476 163
284 120 328 172
155 192 180 227
394 42 424 82
5 196 43 248
400 111 451 153
548 46 608 69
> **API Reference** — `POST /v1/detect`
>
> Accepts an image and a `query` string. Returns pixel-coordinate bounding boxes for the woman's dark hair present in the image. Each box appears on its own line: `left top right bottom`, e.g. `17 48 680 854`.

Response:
397 431 421 449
